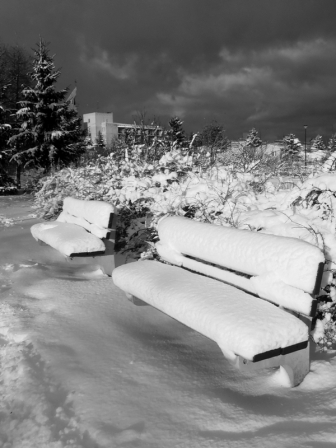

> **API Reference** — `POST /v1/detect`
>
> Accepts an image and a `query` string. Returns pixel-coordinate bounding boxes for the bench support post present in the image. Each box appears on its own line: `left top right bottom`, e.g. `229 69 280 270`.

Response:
278 343 310 386
90 212 118 276
234 343 310 387
66 212 121 276
125 293 149 306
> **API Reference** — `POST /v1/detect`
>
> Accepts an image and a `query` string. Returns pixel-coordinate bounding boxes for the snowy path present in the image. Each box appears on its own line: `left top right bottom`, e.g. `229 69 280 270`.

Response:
0 196 336 447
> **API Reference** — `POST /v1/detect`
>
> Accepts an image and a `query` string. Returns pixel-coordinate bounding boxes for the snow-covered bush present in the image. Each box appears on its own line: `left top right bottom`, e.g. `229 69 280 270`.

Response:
33 145 336 350
33 149 261 258
237 173 336 350
280 174 336 349
311 135 326 152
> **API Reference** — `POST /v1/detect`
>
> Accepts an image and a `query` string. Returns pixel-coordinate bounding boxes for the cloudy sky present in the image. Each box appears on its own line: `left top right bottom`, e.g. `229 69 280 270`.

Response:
1 0 336 141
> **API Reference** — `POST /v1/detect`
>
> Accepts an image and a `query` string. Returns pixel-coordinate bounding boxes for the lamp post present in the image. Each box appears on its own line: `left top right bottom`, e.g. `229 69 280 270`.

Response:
304 125 307 168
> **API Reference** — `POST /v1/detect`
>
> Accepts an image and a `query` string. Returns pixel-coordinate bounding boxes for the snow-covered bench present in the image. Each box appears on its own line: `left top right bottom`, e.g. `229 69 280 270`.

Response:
112 215 325 387
31 197 117 275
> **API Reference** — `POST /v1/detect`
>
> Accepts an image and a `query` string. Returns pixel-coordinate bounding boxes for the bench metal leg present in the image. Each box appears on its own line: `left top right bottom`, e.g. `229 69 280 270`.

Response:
90 215 118 276
278 343 310 387
92 234 117 276
125 293 149 306
67 213 121 276
233 343 310 387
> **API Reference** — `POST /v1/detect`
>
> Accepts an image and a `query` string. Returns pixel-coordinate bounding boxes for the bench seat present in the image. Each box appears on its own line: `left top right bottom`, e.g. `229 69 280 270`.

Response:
31 221 106 257
112 260 309 362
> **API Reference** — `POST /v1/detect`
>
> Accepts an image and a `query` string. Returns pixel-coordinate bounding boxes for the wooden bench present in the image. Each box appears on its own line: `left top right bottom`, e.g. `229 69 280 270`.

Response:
31 197 117 276
112 215 325 387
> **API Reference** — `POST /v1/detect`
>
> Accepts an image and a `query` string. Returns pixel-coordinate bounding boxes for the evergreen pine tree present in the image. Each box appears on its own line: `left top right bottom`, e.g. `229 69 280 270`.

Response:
0 84 11 147
328 133 336 152
168 116 185 147
9 38 86 172
282 134 301 162
57 104 87 166
0 85 15 187
311 135 326 151
245 128 262 148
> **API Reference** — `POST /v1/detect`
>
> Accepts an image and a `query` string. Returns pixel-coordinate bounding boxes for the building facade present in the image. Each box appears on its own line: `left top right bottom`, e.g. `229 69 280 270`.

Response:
83 112 162 146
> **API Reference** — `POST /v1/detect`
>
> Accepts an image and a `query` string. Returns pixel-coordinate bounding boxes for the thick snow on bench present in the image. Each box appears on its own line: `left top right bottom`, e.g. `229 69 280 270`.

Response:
112 261 309 361
62 197 114 229
156 244 316 315
57 211 109 239
251 273 315 316
31 222 105 256
157 216 324 294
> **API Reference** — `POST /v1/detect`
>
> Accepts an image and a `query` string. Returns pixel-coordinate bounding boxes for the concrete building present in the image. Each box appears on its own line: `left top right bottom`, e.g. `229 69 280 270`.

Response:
83 112 162 146
83 112 115 145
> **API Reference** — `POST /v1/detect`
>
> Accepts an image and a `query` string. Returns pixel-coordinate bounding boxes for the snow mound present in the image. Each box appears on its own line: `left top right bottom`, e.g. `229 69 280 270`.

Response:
62 197 114 229
157 216 324 294
239 209 291 230
280 173 336 209
31 222 105 256
112 260 309 361
303 173 336 191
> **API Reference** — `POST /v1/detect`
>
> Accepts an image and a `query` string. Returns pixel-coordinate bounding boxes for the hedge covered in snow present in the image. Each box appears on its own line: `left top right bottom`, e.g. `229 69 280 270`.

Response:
32 148 336 351
33 149 272 255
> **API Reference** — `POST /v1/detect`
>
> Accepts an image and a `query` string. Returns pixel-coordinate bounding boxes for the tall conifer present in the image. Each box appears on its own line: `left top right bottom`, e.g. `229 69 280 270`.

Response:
282 134 301 162
9 38 85 173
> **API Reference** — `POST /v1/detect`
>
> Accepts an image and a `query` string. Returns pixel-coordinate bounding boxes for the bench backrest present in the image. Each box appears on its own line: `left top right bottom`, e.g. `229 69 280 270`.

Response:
156 216 324 317
57 197 115 239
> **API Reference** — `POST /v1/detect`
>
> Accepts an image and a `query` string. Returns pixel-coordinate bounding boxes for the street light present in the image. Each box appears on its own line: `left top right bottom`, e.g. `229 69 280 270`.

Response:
304 125 308 168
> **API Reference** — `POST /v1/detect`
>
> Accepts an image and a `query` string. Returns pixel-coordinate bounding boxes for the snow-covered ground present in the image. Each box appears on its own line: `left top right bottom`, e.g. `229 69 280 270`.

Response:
1 195 336 448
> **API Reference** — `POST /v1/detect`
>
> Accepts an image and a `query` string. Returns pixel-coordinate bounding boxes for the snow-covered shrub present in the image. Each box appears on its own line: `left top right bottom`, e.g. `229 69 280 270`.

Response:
239 173 336 350
33 149 260 258
287 175 336 349
311 135 326 152
217 139 280 184
33 146 336 350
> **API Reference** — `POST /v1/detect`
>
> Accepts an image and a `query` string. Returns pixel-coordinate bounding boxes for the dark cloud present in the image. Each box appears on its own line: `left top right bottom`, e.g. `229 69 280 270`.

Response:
1 0 336 141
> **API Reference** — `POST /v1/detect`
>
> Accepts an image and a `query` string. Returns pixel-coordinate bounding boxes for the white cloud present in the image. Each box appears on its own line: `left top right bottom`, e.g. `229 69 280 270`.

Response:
274 38 331 61
178 67 272 96
219 38 334 66
155 93 192 118
79 40 137 80
155 37 336 121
